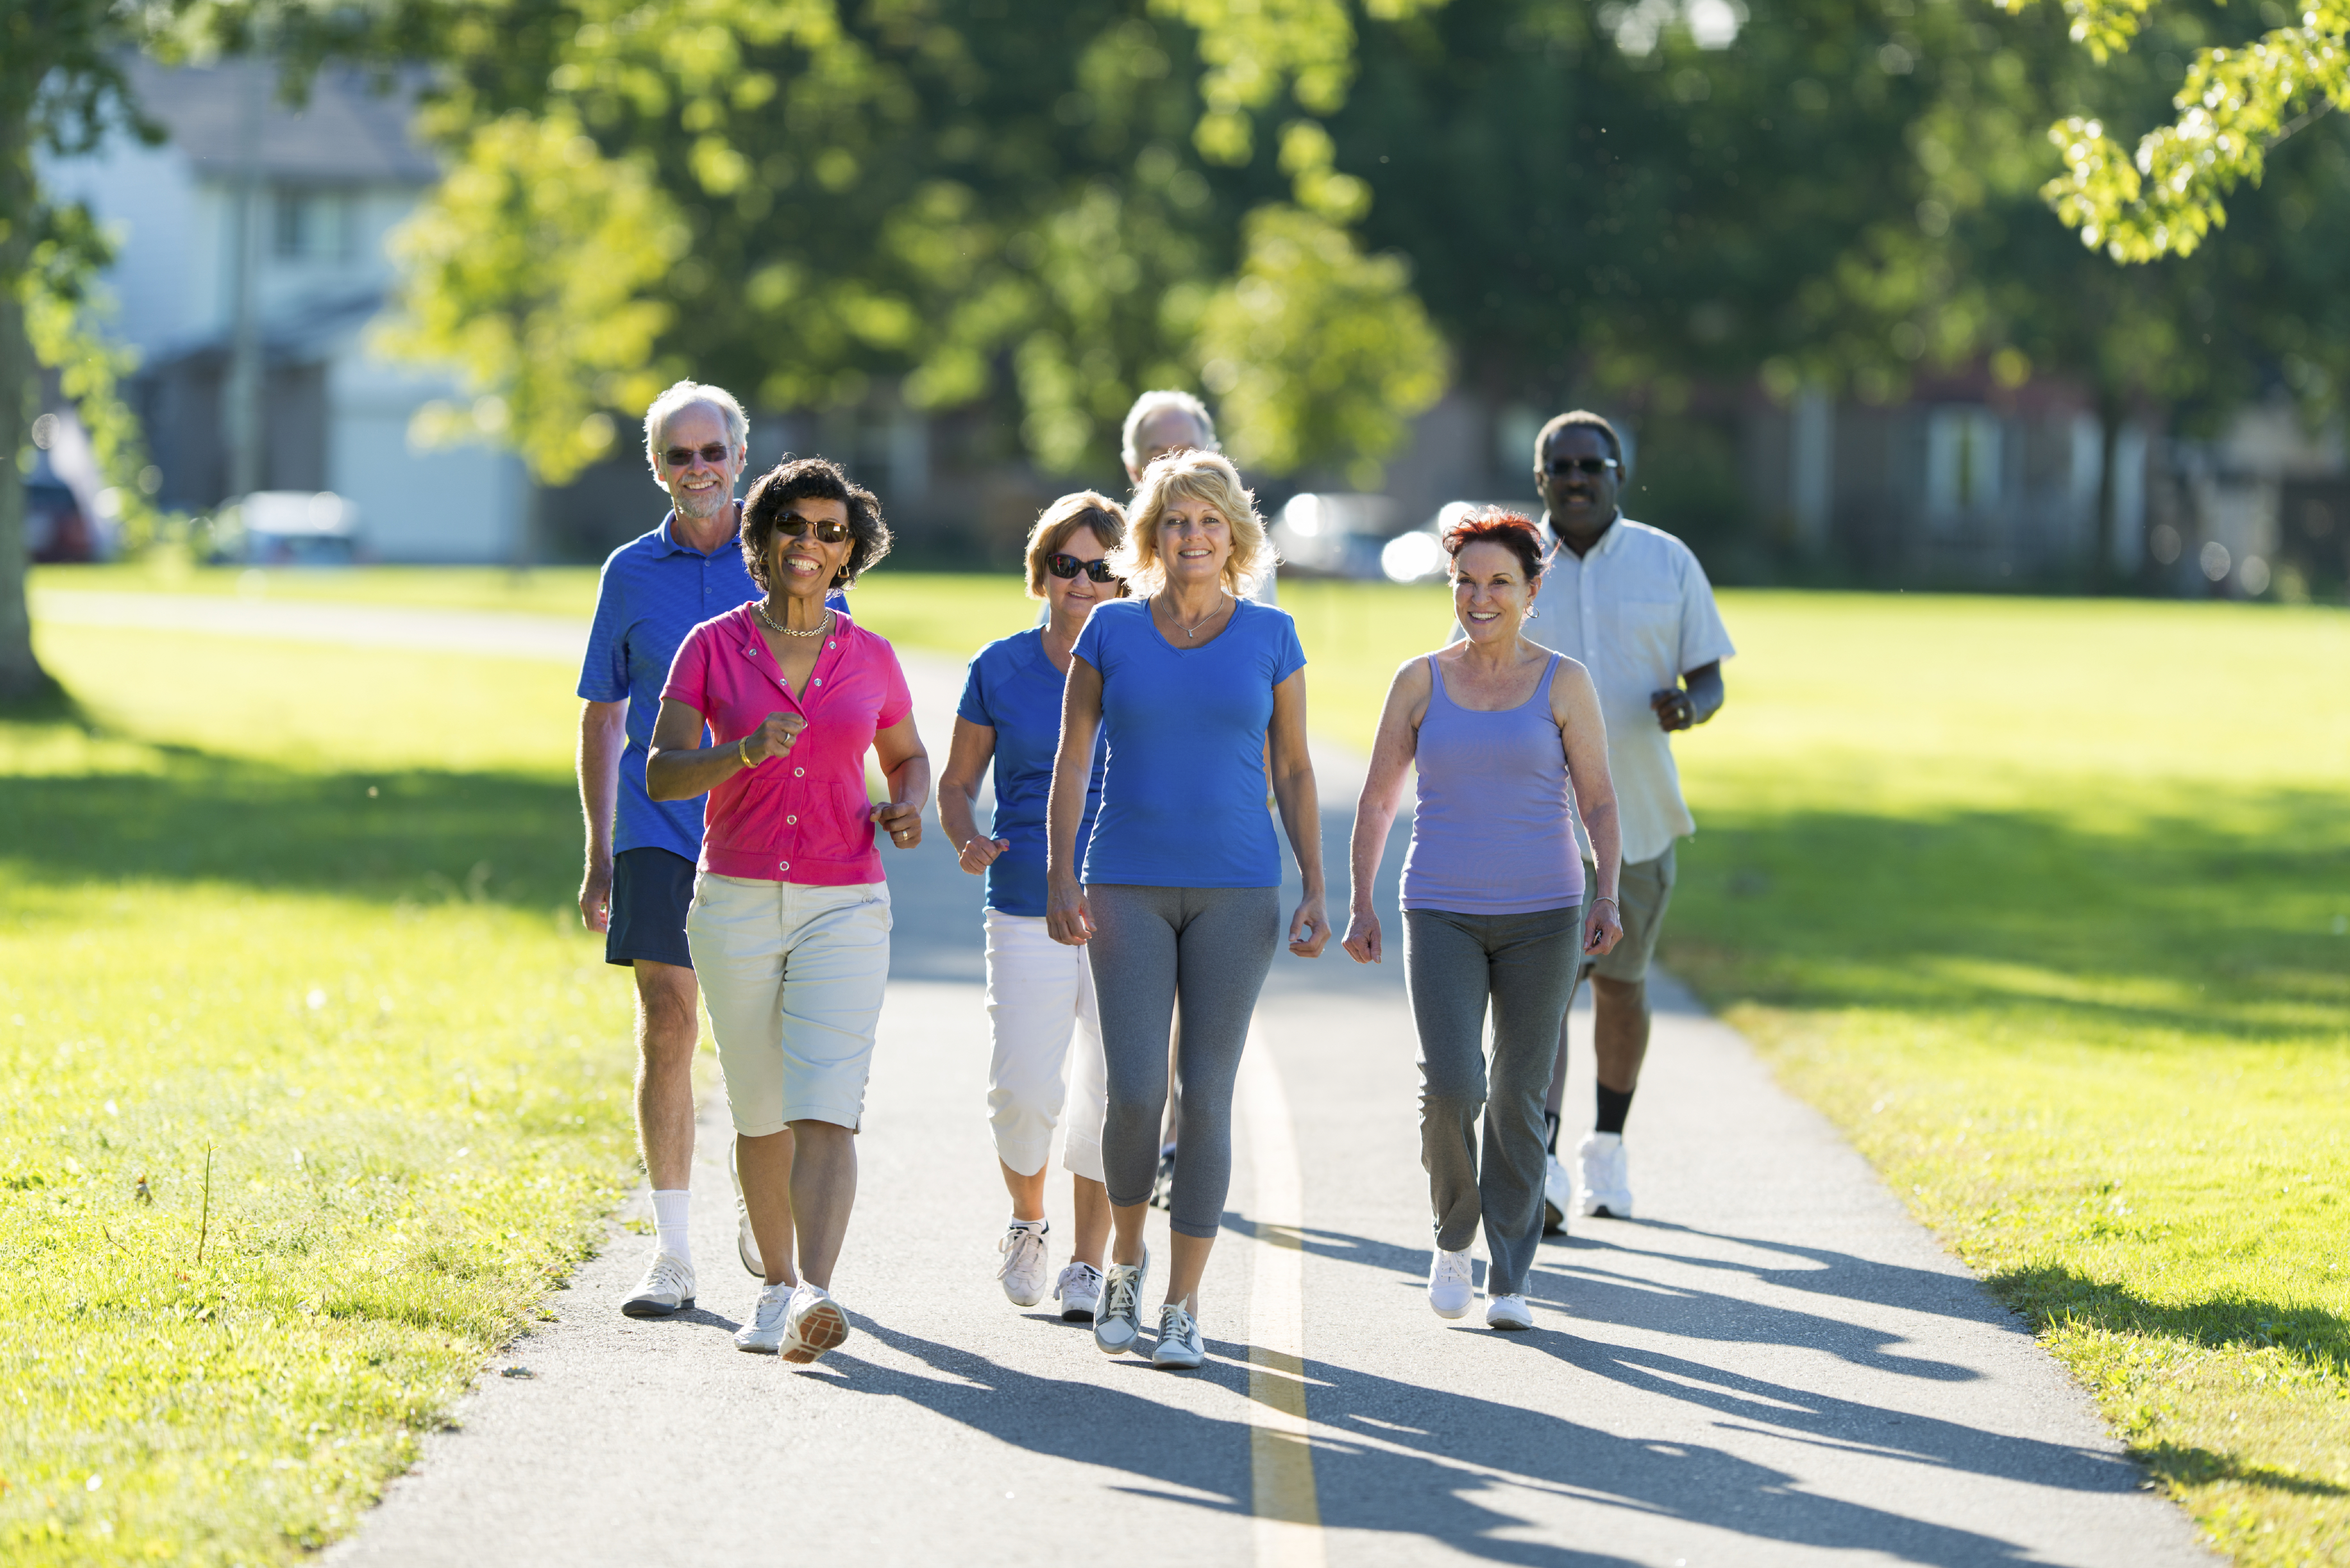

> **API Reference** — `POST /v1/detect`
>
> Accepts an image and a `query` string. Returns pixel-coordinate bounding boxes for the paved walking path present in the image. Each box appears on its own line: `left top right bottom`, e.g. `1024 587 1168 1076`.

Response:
40 591 2213 1564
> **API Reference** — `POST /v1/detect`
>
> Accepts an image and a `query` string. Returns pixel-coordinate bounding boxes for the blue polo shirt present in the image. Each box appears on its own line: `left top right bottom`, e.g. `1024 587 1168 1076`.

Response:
577 511 851 862
956 628 1107 916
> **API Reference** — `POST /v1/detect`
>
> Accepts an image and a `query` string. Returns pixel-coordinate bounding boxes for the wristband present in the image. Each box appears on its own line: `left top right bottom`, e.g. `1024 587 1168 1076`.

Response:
1591 897 1619 911
738 737 755 769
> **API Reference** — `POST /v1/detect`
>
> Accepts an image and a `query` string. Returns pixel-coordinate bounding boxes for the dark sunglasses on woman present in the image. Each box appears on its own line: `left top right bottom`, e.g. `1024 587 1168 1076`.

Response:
1544 455 1619 477
777 512 854 544
1047 553 1122 584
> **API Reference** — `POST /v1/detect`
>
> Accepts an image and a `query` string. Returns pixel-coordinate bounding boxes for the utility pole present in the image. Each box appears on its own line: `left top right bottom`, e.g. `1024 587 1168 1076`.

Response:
223 62 265 503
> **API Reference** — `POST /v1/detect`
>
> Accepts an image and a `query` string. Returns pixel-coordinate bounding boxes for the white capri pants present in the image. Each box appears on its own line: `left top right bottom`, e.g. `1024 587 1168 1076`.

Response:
984 909 1108 1183
686 873 892 1138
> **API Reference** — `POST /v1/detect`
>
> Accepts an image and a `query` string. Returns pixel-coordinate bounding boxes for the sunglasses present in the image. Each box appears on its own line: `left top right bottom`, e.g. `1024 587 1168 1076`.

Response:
1047 553 1121 584
775 512 853 544
662 443 732 467
1544 456 1620 477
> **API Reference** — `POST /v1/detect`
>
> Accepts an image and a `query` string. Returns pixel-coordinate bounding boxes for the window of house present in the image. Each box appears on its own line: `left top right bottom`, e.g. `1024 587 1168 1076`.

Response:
273 189 355 263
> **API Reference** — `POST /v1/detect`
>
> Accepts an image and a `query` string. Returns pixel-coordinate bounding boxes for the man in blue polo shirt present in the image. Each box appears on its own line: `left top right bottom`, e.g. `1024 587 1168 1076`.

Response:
577 380 765 1318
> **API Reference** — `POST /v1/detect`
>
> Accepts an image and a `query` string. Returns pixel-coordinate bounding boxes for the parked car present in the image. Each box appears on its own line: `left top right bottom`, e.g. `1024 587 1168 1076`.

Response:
1378 500 1533 584
24 480 96 563
1268 493 1405 580
210 492 362 565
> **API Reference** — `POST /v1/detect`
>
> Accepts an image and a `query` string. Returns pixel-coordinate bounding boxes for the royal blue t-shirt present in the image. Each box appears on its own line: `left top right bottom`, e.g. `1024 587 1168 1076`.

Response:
956 629 1107 916
1073 597 1307 888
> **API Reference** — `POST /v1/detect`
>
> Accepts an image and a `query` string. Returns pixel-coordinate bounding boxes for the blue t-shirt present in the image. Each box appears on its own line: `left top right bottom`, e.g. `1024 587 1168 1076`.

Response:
577 508 849 863
955 629 1107 916
1073 597 1307 888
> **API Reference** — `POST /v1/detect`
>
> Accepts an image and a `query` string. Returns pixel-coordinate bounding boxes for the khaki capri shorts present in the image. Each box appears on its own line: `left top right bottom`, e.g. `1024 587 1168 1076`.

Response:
686 873 892 1137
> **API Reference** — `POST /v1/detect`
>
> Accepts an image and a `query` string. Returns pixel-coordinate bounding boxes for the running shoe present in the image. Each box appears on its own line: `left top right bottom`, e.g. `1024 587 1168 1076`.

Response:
1149 1144 1178 1210
1151 1303 1205 1370
1574 1131 1633 1218
1542 1154 1572 1236
1485 1293 1535 1331
997 1221 1051 1308
1427 1247 1475 1320
781 1282 851 1364
621 1250 695 1318
1055 1261 1104 1323
1094 1248 1149 1356
729 1139 763 1279
734 1280 791 1354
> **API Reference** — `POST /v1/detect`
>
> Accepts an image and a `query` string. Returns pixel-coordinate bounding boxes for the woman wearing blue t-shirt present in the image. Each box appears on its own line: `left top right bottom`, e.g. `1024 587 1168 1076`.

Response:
938 493 1125 1325
1045 450 1328 1371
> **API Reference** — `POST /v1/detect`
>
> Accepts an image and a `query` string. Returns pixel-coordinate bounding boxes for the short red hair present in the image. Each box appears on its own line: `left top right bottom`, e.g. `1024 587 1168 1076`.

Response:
1443 508 1546 581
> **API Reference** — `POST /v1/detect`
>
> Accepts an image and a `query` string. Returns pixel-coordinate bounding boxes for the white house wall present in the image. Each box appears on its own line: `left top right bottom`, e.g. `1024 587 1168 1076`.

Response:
329 352 522 564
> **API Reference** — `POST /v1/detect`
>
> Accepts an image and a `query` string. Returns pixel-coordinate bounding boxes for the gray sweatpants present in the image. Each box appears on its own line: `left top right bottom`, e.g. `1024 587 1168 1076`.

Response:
1085 883 1281 1239
1405 904 1582 1297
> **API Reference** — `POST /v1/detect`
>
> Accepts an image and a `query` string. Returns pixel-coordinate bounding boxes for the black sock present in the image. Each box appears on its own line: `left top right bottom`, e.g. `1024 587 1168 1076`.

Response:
1543 1111 1561 1155
1595 1084 1634 1136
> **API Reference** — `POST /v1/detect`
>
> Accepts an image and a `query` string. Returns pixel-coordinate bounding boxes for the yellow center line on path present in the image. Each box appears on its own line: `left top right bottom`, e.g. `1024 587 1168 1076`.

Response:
1240 1027 1328 1568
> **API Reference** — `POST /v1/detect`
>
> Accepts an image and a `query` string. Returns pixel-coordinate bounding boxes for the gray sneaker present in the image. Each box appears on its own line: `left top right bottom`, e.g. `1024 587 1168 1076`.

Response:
1093 1248 1149 1356
1151 1303 1205 1370
621 1250 695 1318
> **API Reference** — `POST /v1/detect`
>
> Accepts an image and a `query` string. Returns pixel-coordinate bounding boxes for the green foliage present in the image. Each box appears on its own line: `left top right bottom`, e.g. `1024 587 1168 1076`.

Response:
377 113 686 486
2010 0 2350 260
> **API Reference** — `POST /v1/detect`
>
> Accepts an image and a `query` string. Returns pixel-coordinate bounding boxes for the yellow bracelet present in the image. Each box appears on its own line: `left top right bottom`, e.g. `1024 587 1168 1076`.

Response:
738 737 755 769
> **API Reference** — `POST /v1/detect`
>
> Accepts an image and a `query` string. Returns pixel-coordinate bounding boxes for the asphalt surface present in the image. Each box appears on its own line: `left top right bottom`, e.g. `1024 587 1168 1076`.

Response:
56 591 2210 1567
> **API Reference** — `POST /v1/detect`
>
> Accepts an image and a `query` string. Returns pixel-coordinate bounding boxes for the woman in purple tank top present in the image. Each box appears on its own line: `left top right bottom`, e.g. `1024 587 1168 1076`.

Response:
1342 509 1623 1331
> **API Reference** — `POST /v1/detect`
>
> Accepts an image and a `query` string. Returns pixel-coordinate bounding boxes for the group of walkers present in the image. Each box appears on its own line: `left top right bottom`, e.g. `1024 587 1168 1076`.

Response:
575 381 1731 1368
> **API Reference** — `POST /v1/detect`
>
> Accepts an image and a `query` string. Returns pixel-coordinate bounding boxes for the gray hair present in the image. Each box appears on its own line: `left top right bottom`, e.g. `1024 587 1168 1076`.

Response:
1120 389 1219 474
643 380 750 469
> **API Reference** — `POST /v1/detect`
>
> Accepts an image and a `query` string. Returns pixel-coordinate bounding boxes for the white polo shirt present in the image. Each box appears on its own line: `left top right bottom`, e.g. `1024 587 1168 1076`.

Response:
1514 515 1735 865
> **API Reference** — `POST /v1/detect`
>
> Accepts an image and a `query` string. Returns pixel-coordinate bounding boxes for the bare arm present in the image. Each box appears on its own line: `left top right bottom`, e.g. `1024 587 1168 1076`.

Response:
1341 660 1433 965
1556 661 1625 956
937 717 1007 875
644 699 802 801
1267 668 1327 958
868 714 931 849
577 699 628 932
1045 656 1105 946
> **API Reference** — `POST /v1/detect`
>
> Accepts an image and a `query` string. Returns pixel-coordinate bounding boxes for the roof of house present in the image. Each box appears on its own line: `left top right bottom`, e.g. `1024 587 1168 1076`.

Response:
128 58 440 185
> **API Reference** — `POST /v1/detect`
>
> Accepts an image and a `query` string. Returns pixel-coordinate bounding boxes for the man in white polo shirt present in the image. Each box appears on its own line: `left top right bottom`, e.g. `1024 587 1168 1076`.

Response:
1521 411 1735 1228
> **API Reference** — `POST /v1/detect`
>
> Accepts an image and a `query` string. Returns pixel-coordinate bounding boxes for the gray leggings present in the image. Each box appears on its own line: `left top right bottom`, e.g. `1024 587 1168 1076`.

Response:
1405 904 1581 1297
1085 884 1281 1239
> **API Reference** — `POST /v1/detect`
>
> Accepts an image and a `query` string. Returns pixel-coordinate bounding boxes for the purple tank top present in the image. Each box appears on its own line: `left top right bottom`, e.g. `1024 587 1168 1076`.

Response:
1401 653 1585 915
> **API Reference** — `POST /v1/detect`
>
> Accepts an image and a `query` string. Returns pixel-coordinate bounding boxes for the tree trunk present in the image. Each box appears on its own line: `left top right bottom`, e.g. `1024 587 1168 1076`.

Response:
2091 392 2123 596
0 124 57 705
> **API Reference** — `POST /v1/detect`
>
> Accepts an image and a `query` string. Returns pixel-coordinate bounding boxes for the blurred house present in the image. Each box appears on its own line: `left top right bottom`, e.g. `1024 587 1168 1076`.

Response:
39 61 526 563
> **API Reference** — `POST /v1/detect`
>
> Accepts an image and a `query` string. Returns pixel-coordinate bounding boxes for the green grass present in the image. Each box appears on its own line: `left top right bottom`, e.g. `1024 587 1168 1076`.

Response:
1 624 640 1564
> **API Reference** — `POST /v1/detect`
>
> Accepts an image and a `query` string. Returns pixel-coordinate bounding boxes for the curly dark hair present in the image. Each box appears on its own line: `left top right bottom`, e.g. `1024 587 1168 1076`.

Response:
1443 507 1546 581
741 456 892 592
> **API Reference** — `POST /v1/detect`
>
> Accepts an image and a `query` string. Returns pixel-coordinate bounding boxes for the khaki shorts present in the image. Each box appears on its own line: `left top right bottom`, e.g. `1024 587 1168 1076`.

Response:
1577 845 1675 986
686 873 892 1137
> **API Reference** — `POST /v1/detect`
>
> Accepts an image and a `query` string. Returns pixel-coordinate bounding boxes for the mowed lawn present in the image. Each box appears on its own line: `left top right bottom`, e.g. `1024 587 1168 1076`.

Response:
12 566 2349 1564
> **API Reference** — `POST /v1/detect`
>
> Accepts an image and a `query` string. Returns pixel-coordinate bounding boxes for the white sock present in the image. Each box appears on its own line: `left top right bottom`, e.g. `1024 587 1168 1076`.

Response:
651 1189 692 1262
1009 1216 1047 1233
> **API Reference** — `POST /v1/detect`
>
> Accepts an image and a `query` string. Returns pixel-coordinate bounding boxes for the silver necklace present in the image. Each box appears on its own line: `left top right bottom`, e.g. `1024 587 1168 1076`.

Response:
1162 592 1232 640
755 600 832 640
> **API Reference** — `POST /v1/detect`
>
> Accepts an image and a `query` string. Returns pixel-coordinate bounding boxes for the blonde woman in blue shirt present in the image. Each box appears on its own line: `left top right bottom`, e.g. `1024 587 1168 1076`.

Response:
1043 450 1328 1370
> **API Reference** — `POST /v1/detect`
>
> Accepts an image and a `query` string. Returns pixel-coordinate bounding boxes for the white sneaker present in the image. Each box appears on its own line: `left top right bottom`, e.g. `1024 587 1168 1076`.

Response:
997 1221 1051 1308
729 1140 763 1279
1485 1293 1535 1331
1575 1131 1633 1218
781 1281 851 1364
1094 1249 1149 1356
1426 1247 1475 1320
734 1280 791 1353
1055 1261 1103 1323
621 1250 695 1318
1542 1154 1572 1235
1151 1303 1205 1369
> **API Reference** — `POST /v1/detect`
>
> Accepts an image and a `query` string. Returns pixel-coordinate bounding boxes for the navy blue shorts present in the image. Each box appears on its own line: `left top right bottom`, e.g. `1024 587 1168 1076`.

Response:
605 848 696 969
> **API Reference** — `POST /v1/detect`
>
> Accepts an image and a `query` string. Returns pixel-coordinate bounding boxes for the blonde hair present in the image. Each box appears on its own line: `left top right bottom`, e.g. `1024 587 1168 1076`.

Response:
1115 451 1272 598
1023 492 1129 599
